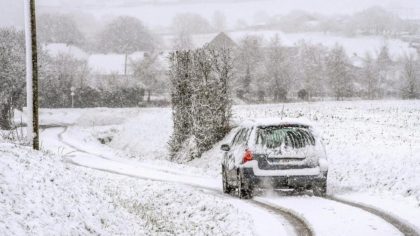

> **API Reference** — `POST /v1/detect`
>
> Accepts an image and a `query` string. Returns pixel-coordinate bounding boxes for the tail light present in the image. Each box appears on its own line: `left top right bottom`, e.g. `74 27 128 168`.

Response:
242 149 253 164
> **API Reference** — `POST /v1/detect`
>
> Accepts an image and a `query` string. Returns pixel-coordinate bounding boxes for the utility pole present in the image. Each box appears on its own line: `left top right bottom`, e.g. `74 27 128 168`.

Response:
124 53 128 76
24 0 39 150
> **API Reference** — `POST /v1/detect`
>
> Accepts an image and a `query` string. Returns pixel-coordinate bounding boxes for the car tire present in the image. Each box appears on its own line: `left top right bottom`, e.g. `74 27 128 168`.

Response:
312 184 327 197
237 171 252 199
222 166 232 194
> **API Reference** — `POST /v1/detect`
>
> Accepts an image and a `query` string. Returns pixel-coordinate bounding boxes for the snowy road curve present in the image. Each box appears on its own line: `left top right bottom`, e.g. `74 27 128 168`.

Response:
42 126 419 236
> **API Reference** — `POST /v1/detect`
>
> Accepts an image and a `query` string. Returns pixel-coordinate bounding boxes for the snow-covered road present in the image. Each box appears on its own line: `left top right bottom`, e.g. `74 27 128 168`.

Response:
40 126 419 236
42 127 300 236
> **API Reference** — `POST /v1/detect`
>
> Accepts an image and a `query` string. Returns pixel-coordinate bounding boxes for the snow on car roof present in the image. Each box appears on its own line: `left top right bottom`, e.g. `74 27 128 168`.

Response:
239 117 314 128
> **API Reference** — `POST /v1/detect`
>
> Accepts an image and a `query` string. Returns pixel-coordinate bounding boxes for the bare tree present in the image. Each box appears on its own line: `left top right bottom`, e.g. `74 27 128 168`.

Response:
132 52 166 102
235 35 263 97
37 13 85 46
39 53 90 108
296 41 327 99
96 16 154 53
172 31 194 51
376 45 394 97
96 16 155 75
326 44 353 100
265 34 292 102
401 53 419 99
362 52 380 99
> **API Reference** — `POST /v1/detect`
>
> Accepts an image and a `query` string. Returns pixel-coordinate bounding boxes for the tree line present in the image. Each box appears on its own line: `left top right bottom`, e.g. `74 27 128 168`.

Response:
34 12 420 102
262 7 419 36
232 35 419 102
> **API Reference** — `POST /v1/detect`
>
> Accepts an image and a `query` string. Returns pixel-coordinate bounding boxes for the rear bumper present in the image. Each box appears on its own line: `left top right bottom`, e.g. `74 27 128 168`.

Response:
241 167 327 189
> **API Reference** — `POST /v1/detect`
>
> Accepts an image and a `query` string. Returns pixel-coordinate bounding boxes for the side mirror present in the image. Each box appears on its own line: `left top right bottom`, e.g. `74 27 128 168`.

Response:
221 144 230 152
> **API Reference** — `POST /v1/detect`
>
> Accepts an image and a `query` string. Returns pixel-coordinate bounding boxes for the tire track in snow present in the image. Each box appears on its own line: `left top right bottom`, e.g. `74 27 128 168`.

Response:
53 127 313 236
250 200 312 236
326 196 420 236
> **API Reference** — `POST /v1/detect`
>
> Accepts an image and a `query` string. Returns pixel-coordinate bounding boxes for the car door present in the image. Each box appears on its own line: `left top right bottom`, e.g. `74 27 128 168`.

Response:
225 128 245 182
227 128 251 182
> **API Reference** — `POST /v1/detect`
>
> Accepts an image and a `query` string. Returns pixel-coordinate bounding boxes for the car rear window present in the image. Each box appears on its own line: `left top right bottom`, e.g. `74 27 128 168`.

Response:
256 125 315 149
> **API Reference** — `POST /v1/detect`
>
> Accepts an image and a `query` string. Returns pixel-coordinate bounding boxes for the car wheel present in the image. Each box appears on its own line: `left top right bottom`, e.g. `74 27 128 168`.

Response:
222 166 232 194
237 171 252 199
312 184 327 197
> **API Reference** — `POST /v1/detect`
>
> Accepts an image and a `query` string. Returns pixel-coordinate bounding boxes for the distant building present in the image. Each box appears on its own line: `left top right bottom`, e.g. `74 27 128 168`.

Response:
205 32 237 50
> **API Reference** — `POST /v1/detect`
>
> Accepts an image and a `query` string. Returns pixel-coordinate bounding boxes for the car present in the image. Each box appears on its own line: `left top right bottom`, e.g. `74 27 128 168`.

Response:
221 118 328 198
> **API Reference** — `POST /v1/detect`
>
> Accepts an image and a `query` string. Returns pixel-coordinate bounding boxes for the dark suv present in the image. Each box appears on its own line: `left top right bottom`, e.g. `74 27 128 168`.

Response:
221 118 328 198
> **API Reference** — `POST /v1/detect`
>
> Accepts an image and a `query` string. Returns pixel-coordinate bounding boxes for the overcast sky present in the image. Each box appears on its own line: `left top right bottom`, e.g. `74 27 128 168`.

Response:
1 0 420 29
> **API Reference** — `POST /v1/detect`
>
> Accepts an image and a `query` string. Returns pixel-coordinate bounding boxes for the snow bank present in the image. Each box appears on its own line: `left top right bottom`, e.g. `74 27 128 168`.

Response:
112 182 255 235
0 142 146 235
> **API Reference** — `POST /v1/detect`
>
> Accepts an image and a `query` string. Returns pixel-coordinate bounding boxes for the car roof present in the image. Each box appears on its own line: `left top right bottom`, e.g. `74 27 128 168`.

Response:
239 118 314 128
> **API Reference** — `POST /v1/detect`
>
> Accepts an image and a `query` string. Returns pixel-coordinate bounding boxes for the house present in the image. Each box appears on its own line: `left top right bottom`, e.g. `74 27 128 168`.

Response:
205 32 237 49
